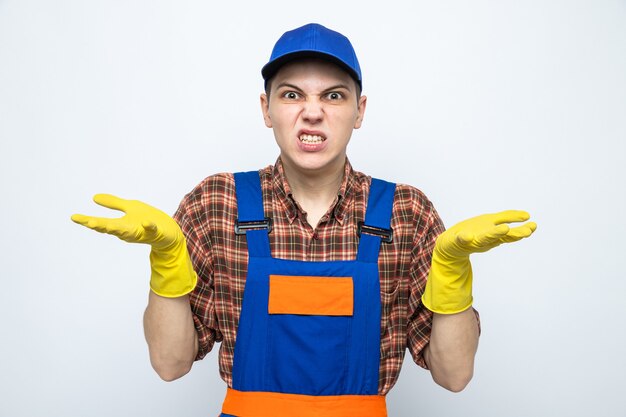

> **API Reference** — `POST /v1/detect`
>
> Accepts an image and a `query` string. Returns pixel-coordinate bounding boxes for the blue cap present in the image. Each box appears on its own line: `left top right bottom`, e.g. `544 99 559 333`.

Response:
262 23 362 90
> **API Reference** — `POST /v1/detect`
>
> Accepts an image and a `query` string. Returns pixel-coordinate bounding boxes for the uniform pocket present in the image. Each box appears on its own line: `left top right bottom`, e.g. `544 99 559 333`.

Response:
268 275 353 316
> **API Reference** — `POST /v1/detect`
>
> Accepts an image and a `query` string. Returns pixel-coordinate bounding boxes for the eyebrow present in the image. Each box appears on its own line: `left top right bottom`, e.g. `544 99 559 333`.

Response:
322 83 353 93
274 83 304 93
274 82 353 93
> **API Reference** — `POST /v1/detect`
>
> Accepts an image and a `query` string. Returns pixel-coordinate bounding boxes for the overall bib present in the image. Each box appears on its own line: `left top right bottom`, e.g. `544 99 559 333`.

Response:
220 171 395 417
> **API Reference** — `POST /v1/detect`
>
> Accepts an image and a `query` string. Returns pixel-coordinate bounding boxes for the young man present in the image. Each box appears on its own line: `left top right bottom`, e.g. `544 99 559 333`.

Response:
72 23 536 417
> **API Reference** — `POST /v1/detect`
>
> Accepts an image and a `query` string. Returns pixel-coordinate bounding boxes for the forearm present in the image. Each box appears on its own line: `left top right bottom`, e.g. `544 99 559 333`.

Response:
143 291 198 381
424 308 479 392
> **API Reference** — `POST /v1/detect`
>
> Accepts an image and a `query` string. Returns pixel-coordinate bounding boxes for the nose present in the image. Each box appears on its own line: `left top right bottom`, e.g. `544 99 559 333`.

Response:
301 98 323 124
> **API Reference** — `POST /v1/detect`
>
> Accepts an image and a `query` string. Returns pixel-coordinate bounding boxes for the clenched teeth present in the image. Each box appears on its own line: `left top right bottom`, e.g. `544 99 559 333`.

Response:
299 134 325 143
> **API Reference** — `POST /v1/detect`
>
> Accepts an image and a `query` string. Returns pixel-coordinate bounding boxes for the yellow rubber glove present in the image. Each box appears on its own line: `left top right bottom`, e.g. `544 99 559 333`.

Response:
422 210 537 314
71 194 197 298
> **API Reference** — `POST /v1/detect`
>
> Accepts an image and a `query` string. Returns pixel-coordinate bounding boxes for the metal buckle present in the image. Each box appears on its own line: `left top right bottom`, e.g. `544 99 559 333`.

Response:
357 221 393 243
234 218 273 235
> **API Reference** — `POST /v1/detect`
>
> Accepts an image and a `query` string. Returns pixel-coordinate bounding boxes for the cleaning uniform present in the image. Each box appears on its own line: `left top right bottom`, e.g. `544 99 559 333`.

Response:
220 171 396 417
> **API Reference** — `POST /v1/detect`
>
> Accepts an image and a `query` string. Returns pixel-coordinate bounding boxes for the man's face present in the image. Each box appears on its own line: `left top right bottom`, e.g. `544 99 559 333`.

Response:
260 59 367 178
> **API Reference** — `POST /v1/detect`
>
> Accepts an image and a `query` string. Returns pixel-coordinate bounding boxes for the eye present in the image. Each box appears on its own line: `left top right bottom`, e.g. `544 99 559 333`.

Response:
282 91 300 99
326 92 343 100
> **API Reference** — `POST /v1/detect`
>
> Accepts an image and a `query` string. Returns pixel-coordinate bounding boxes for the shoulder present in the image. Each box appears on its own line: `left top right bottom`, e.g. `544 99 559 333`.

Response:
177 165 274 213
353 169 436 219
177 172 235 213
395 184 445 246
393 183 437 220
390 183 444 246
358 172 443 242
349 168 438 220
351 167 442 228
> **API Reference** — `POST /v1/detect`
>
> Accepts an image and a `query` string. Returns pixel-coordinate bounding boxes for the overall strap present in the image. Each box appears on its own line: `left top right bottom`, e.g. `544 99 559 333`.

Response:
233 171 271 258
357 178 396 263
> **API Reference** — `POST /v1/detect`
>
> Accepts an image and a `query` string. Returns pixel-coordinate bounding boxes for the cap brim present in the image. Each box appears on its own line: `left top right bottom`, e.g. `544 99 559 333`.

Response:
261 51 361 89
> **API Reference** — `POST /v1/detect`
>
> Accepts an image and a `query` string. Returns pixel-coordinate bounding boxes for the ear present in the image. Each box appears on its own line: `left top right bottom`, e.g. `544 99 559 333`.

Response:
260 93 272 128
354 95 367 129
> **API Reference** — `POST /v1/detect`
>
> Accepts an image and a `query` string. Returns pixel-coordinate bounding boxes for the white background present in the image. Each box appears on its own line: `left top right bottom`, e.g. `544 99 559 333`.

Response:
1 1 625 416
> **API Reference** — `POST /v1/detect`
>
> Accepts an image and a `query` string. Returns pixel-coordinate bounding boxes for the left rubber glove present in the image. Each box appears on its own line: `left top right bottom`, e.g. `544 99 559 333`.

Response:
422 210 537 314
71 194 197 298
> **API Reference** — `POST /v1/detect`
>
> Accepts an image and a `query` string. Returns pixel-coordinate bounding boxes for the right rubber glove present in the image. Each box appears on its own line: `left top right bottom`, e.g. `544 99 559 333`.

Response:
422 210 537 314
71 194 197 298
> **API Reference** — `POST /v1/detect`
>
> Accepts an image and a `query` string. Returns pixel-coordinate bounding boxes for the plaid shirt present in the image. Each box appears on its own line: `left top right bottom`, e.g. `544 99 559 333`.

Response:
174 158 445 395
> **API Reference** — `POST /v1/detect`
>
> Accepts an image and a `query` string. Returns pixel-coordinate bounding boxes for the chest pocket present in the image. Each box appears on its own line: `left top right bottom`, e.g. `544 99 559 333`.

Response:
268 275 354 316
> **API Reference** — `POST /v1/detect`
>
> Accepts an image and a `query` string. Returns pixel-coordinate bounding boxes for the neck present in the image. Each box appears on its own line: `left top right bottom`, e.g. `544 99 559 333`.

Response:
281 158 346 227
282 160 344 201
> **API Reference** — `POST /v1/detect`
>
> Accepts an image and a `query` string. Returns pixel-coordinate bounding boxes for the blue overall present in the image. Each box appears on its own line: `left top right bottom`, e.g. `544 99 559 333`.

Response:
220 171 395 417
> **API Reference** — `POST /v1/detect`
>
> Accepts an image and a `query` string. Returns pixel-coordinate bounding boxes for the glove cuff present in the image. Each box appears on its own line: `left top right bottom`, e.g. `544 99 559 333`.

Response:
421 256 473 314
149 239 198 298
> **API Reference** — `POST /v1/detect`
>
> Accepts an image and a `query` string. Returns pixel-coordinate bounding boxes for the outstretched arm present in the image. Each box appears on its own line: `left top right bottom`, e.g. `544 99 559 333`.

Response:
423 210 537 391
72 194 199 380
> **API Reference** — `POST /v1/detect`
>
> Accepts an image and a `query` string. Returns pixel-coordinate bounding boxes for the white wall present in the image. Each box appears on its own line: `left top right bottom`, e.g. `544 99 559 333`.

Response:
1 1 625 416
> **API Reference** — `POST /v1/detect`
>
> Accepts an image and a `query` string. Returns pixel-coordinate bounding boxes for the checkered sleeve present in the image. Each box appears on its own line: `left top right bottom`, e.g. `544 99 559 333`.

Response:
406 199 445 369
173 186 221 361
